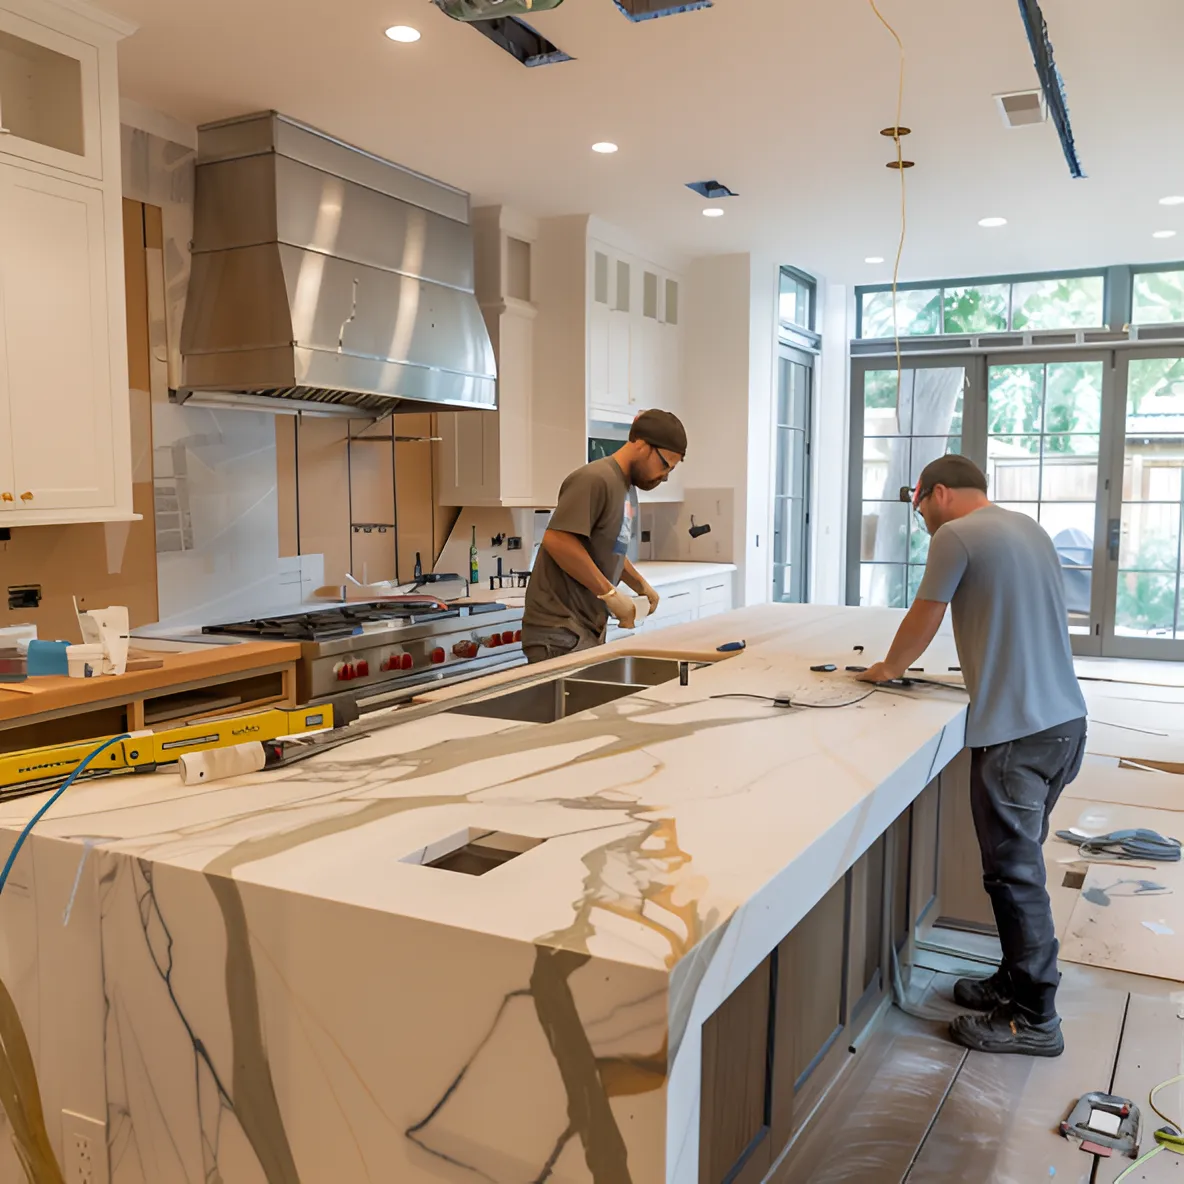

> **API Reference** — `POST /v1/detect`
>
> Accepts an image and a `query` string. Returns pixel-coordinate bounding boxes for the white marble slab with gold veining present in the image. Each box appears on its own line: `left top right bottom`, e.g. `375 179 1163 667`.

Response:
0 605 968 1184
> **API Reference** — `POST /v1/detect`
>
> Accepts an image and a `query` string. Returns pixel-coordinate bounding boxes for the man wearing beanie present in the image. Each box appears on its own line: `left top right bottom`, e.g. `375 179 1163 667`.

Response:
858 454 1087 1058
521 409 687 665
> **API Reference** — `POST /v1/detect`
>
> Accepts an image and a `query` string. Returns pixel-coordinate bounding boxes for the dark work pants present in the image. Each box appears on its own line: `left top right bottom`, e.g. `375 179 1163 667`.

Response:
969 717 1088 1022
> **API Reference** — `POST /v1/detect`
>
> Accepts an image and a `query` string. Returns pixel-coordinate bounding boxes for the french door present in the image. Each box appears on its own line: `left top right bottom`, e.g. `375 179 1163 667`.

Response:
850 348 1184 660
1103 350 1184 659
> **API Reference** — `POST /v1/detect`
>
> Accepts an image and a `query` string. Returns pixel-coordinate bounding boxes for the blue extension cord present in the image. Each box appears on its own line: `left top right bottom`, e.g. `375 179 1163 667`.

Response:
0 733 129 900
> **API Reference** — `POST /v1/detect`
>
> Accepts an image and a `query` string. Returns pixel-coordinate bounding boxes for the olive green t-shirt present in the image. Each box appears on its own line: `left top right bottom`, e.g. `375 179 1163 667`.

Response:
524 458 638 640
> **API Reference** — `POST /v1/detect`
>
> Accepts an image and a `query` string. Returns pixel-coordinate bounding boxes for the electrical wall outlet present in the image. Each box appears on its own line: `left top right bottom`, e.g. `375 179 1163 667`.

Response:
62 1111 108 1184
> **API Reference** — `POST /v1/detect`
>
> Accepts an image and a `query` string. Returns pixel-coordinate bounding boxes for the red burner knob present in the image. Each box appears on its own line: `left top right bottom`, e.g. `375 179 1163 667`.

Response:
431 648 446 664
401 652 414 670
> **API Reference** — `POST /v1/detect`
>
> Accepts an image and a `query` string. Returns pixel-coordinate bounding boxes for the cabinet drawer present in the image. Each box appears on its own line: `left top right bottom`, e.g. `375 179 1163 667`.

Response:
699 577 733 610
658 580 699 613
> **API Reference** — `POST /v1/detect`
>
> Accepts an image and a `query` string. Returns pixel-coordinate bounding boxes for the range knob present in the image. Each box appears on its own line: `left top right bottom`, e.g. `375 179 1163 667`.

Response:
484 635 502 648
400 652 414 671
514 629 522 642
356 659 369 678
430 647 446 664
334 661 355 682
501 631 515 645
452 640 479 660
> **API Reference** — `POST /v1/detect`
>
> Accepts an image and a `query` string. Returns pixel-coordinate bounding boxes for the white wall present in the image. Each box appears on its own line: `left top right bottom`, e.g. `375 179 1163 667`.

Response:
680 253 779 605
810 281 854 604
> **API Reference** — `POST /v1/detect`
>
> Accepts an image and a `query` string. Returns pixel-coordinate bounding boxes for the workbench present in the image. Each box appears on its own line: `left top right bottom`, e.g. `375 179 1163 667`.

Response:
0 605 969 1184
0 640 301 752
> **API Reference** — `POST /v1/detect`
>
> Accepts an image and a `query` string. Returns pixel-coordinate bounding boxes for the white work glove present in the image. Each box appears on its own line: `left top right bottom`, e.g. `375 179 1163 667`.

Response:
598 586 638 629
638 578 660 617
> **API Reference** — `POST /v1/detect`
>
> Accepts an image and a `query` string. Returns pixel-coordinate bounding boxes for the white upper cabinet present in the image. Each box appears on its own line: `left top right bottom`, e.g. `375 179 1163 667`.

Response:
587 237 682 426
437 207 586 509
0 7 103 179
0 0 135 526
0 163 114 509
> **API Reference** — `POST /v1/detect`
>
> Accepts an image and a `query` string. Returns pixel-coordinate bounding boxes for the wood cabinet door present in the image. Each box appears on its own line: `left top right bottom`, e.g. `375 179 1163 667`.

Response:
0 162 114 511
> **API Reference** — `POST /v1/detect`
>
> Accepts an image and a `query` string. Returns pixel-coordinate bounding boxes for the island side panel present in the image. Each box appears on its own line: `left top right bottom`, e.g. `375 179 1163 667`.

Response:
668 720 964 1184
87 853 669 1183
0 833 108 1184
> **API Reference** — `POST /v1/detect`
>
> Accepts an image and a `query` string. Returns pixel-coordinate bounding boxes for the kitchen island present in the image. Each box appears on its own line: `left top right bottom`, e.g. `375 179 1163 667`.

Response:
0 605 969 1184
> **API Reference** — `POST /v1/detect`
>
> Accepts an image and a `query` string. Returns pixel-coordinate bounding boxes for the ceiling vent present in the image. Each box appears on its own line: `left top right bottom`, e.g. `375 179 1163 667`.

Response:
686 179 737 200
614 0 712 19
995 89 1048 128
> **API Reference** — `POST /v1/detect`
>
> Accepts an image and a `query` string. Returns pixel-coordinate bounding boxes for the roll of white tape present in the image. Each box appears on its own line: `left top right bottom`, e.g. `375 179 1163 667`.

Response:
178 742 266 785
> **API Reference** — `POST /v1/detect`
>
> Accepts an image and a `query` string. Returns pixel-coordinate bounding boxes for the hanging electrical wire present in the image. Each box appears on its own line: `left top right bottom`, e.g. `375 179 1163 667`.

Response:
868 0 908 402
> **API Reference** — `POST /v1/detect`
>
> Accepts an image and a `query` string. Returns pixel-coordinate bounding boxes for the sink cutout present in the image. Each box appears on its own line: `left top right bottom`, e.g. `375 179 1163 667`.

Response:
403 828 544 877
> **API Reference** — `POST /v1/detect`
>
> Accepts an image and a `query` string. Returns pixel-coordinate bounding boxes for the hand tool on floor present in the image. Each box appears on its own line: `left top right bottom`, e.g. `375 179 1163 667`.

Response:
0 705 335 796
1061 1093 1142 1159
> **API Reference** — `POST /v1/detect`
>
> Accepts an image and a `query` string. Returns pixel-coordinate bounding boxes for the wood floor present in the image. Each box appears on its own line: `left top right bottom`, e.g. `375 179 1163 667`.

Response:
771 940 1184 1183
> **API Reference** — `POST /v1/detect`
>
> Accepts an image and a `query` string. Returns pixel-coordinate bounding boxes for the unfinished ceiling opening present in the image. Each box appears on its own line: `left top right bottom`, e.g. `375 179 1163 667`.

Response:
995 88 1048 128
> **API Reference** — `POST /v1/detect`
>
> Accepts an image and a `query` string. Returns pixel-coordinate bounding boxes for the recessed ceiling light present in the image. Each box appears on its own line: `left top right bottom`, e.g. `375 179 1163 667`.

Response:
702 208 725 218
384 25 420 42
978 216 1008 228
1153 229 1178 239
865 256 885 264
591 142 619 154
1159 195 1184 207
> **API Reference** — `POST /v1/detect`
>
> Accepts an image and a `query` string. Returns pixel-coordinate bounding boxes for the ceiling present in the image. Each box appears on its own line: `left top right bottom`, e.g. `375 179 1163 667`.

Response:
107 0 1184 284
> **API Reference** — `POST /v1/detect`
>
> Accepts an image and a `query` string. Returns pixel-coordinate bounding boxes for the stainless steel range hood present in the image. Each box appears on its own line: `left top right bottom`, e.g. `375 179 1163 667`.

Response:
176 112 497 417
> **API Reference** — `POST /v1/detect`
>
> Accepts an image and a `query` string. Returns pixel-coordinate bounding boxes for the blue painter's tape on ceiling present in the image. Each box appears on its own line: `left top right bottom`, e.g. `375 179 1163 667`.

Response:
1016 0 1086 179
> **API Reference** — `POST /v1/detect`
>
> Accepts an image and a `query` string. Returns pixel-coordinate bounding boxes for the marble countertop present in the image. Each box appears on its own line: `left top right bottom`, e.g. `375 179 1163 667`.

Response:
0 605 968 975
632 562 737 587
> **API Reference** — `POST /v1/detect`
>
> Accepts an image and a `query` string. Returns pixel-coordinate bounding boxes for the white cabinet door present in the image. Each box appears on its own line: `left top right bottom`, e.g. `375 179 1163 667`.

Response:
0 8 104 180
607 308 631 411
0 162 114 511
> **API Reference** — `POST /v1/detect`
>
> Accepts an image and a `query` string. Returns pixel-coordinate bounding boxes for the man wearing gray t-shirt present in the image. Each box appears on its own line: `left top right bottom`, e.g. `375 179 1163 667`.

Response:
859 455 1087 1058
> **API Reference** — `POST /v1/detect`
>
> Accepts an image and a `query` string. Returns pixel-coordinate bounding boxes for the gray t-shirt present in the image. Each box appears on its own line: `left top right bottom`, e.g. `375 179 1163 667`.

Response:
916 504 1086 748
524 458 638 640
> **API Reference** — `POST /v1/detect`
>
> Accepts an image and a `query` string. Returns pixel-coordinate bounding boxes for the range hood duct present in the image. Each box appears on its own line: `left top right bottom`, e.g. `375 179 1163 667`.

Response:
177 112 497 417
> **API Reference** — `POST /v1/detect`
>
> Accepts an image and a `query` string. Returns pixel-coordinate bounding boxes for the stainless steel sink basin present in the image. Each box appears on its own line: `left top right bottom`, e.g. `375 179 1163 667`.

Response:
572 656 684 686
447 676 647 724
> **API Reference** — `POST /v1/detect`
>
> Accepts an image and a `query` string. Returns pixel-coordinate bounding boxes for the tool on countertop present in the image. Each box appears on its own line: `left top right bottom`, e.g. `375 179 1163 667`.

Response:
1061 1093 1142 1159
178 726 365 785
0 705 335 796
717 641 746 653
1055 827 1182 862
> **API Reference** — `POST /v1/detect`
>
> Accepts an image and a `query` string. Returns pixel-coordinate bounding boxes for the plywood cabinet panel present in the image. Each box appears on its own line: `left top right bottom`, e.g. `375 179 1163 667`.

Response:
699 957 774 1184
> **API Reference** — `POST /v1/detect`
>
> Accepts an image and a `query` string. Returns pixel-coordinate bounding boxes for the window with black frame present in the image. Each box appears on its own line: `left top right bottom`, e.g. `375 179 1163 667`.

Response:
773 267 817 604
849 262 1184 660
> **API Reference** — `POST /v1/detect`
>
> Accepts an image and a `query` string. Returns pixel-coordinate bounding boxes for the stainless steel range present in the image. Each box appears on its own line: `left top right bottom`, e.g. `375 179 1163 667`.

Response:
204 601 525 705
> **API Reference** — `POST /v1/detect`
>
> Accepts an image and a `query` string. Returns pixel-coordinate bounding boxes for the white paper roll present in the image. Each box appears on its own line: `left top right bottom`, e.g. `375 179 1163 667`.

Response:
178 742 267 785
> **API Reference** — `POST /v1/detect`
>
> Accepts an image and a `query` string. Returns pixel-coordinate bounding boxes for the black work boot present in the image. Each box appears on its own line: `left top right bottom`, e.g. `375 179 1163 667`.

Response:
949 1004 1064 1057
952 970 1012 1012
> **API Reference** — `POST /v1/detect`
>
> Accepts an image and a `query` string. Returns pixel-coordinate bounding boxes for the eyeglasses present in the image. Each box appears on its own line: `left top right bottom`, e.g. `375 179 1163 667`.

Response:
900 483 933 525
650 444 675 473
